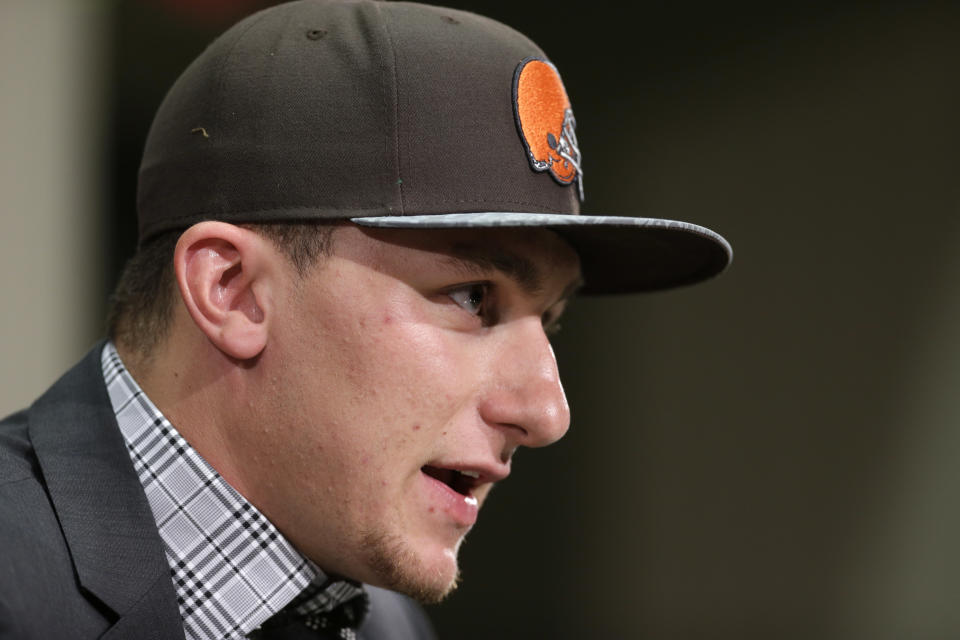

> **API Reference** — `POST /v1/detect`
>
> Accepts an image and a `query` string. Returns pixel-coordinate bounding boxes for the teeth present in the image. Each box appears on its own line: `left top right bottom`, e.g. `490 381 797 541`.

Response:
459 470 480 479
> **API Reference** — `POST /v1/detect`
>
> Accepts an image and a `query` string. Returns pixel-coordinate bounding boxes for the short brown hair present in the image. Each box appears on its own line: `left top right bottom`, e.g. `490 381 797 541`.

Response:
107 222 337 359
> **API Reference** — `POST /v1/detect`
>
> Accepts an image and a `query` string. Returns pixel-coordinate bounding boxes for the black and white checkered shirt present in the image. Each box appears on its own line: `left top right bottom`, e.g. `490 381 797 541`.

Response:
102 342 366 639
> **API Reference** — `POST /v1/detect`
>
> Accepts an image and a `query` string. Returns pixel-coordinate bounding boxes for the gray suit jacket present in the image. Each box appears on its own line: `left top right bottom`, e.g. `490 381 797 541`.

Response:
0 345 436 640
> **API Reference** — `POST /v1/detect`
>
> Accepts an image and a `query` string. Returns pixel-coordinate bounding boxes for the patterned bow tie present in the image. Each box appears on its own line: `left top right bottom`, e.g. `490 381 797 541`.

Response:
250 578 370 639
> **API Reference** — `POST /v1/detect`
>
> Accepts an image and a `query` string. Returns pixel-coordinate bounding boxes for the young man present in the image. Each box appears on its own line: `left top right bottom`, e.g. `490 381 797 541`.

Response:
0 1 731 638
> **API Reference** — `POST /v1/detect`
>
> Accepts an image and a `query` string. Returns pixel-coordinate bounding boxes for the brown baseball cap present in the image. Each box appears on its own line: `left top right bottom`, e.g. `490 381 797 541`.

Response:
138 0 732 294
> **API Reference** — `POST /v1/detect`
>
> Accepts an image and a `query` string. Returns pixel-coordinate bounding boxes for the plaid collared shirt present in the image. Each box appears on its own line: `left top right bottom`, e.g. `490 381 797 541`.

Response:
101 342 366 639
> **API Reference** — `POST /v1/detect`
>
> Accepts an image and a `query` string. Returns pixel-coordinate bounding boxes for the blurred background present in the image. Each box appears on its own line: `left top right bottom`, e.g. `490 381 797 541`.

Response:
3 0 960 638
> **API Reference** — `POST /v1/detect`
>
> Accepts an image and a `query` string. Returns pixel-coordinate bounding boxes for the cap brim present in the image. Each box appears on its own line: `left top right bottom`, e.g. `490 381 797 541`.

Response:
350 212 732 295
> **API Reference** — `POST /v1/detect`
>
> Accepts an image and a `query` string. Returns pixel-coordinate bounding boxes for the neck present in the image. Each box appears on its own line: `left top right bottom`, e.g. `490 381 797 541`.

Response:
115 312 256 499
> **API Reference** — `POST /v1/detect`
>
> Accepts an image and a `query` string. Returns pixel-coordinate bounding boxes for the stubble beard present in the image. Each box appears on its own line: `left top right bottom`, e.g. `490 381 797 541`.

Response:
361 529 461 604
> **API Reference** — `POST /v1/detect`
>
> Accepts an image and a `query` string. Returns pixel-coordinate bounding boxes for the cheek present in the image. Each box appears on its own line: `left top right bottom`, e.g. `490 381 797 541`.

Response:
296 305 478 452
362 319 474 422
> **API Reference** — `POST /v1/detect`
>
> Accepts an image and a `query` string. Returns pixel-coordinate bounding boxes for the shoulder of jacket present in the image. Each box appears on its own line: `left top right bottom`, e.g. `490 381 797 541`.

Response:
0 409 38 486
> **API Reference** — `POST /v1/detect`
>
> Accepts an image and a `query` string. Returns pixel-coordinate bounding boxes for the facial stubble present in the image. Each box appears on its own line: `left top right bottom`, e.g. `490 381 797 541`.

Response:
361 529 464 604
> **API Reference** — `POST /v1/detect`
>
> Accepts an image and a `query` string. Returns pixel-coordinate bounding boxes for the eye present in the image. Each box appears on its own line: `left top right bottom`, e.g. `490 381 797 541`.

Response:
543 318 562 336
541 300 569 336
447 283 488 317
541 310 562 336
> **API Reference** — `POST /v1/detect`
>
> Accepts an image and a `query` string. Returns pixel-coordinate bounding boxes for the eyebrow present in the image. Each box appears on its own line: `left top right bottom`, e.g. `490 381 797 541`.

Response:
443 243 583 300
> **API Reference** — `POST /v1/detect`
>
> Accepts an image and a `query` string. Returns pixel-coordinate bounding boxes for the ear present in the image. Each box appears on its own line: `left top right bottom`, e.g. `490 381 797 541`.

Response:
174 222 276 360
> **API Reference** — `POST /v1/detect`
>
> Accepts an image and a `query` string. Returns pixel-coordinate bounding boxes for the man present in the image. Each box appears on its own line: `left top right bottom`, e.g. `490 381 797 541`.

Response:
0 0 731 638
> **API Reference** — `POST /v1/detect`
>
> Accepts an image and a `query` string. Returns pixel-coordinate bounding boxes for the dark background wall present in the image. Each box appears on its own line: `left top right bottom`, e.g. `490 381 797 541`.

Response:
9 1 960 638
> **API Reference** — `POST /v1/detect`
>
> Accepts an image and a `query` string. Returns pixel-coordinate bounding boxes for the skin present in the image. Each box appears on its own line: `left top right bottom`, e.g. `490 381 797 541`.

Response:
122 222 582 603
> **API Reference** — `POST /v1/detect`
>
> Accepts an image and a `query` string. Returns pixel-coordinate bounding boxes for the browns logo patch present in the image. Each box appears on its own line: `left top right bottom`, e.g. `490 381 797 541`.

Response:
513 57 583 201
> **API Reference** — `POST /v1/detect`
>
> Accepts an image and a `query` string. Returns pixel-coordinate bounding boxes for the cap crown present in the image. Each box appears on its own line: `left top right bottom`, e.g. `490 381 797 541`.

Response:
138 0 581 243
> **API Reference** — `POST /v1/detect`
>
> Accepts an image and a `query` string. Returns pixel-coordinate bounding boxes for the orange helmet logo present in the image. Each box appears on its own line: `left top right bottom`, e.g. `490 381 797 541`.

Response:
513 57 584 201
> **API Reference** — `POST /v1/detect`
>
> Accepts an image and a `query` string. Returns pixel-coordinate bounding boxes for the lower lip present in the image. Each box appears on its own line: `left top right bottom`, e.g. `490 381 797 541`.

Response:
421 471 479 527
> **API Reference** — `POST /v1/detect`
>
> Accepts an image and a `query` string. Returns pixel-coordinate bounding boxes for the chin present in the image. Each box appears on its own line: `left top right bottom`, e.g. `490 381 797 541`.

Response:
361 529 463 604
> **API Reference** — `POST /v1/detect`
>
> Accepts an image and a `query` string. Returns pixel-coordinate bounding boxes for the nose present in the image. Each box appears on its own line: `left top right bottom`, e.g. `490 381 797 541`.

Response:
478 317 571 450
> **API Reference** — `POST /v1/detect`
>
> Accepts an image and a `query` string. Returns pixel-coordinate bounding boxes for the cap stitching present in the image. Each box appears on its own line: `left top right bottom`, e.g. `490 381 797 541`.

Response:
144 204 396 226
403 199 571 210
374 1 405 215
142 197 570 227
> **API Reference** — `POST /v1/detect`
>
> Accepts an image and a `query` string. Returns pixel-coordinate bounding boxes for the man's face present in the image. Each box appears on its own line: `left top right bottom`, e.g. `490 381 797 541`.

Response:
240 225 580 602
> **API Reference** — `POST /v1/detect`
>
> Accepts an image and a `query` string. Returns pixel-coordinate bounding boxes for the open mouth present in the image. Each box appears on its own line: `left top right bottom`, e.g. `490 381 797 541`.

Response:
421 466 480 497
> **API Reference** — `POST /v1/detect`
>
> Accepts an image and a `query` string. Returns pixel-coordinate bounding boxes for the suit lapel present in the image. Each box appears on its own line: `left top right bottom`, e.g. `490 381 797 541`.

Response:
28 343 184 640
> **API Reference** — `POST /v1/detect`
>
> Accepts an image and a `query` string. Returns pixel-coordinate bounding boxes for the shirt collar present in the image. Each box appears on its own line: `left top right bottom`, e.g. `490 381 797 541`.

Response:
101 341 365 639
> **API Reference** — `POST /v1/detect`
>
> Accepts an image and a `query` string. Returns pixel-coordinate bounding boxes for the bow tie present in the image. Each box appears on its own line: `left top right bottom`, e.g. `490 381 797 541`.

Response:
249 579 370 639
